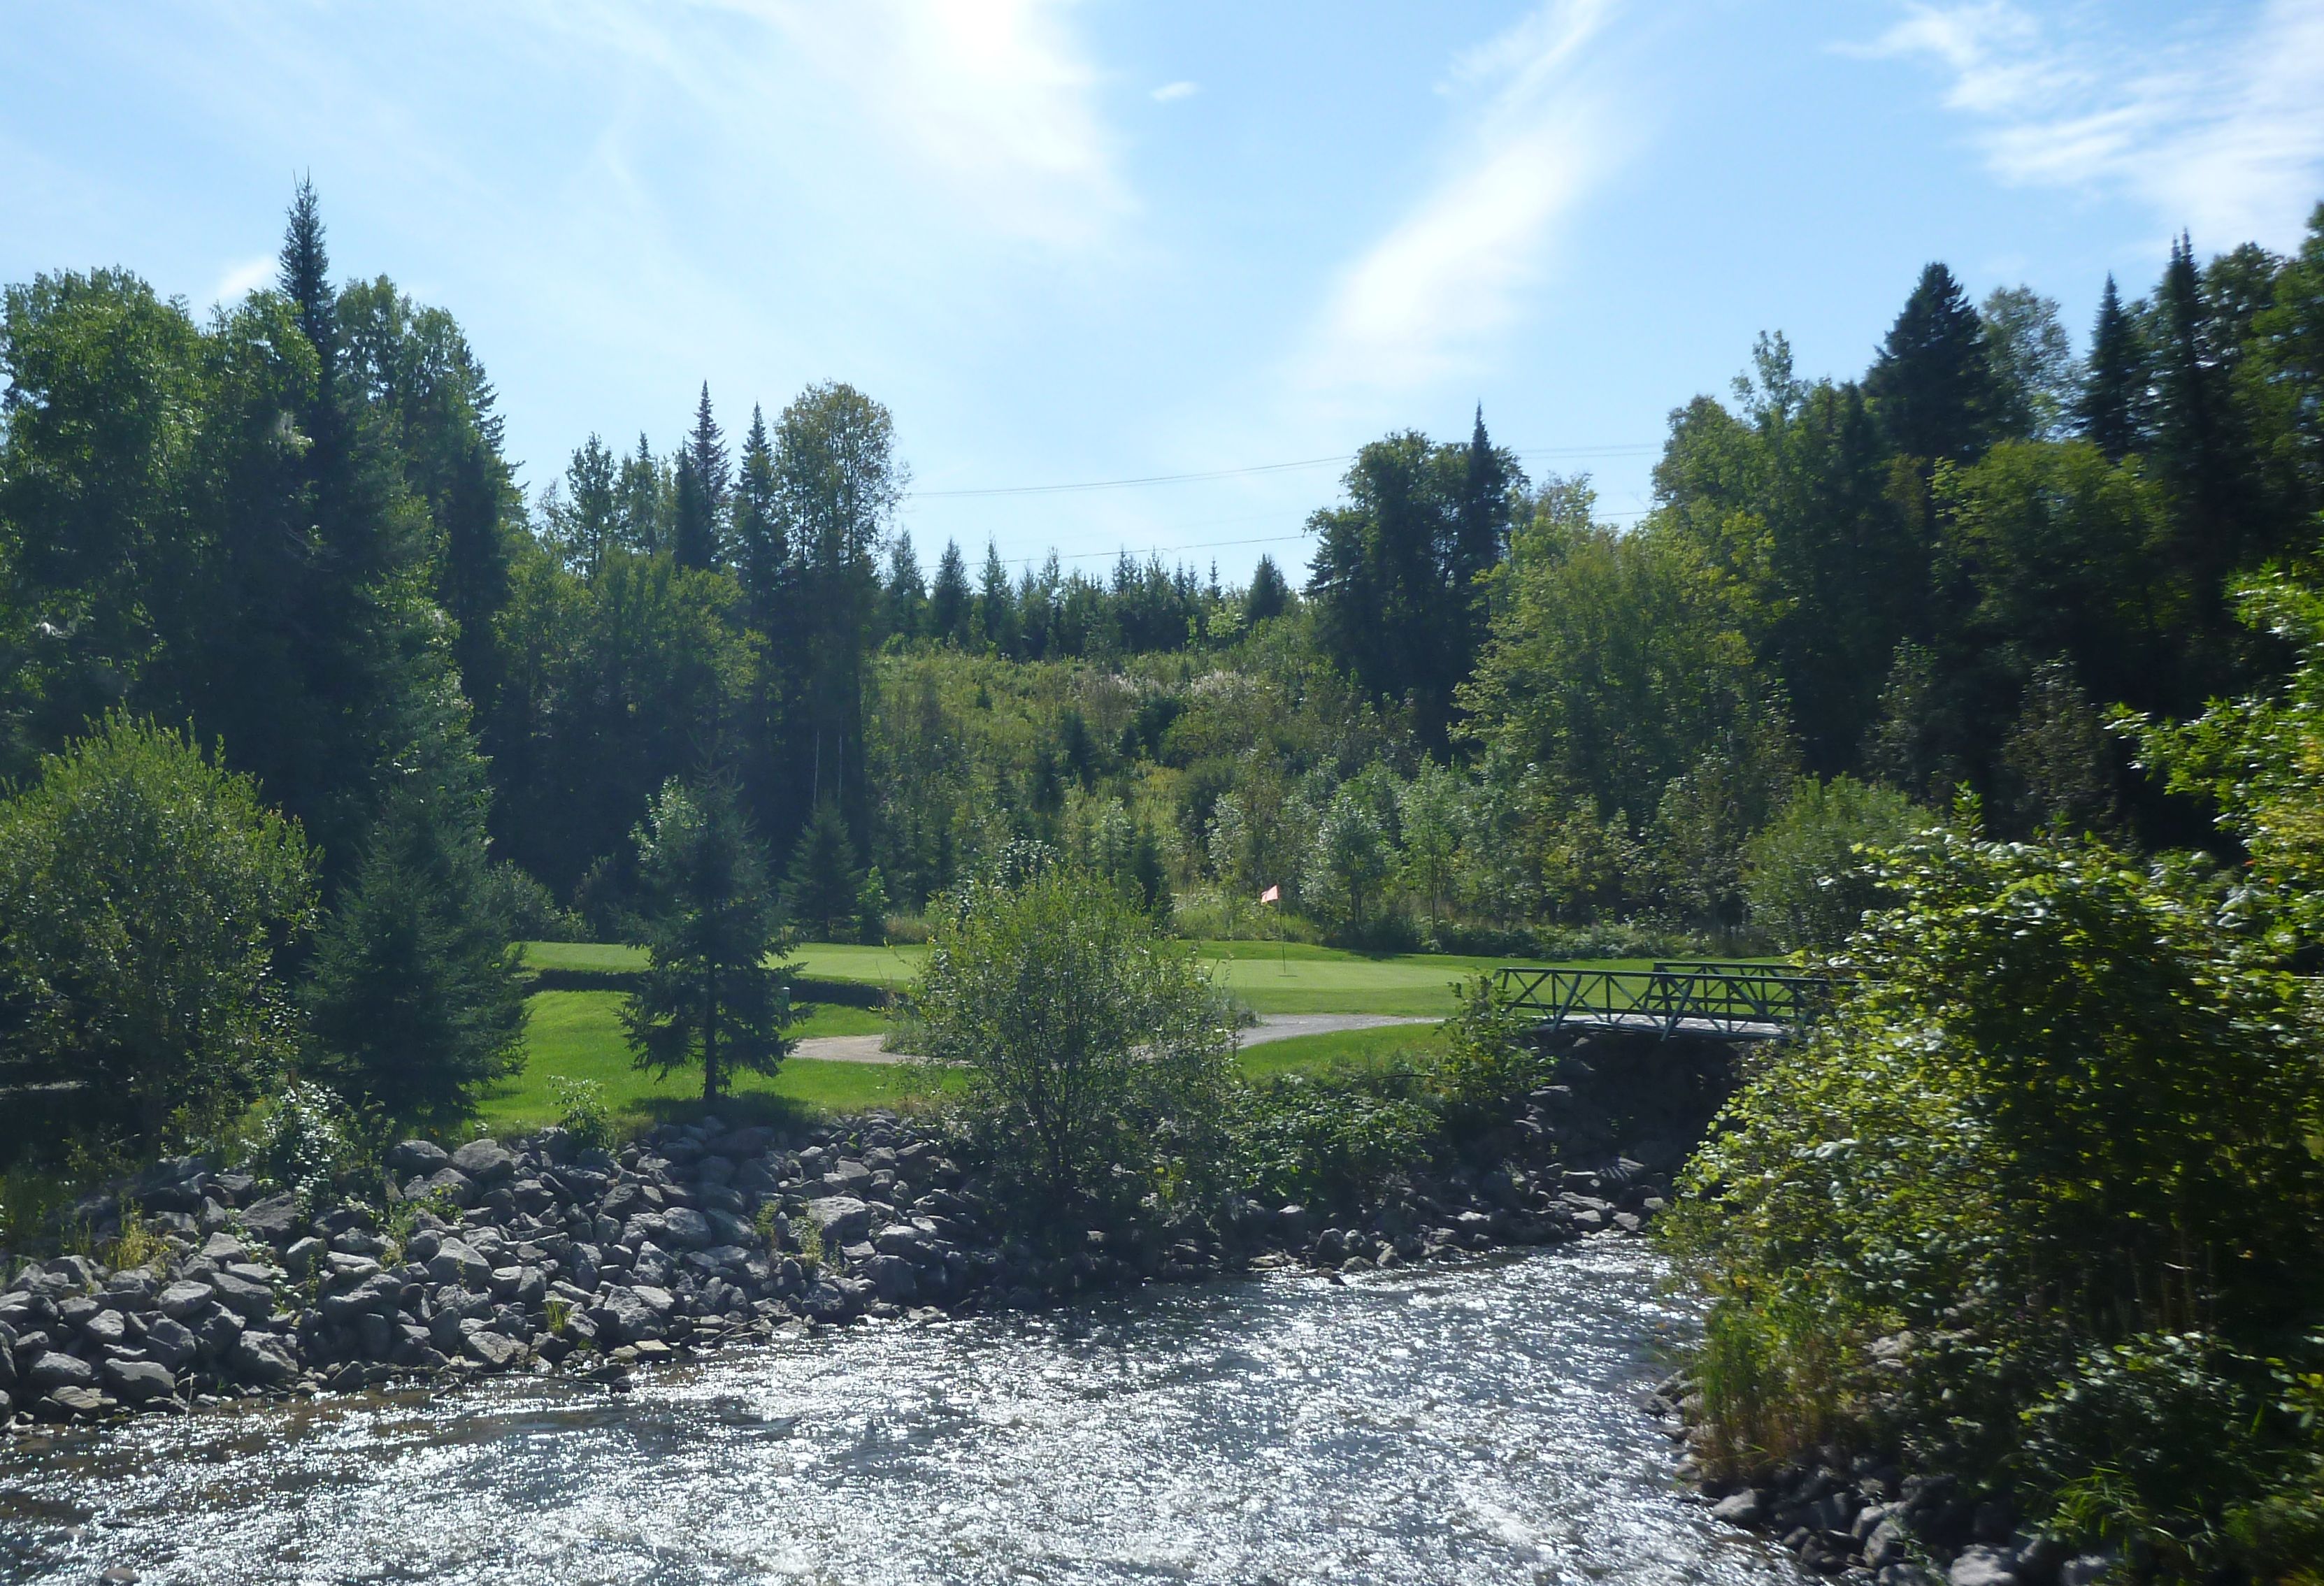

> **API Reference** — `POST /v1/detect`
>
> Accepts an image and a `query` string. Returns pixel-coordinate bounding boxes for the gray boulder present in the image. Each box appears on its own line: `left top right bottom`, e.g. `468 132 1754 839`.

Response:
206 1269 275 1320
387 1139 451 1176
424 1239 492 1290
239 1194 300 1241
463 1329 524 1368
1709 1490 1766 1527
231 1330 297 1385
282 1237 327 1281
450 1139 516 1185
196 1308 245 1358
320 1274 401 1327
805 1196 873 1246
100 1357 175 1404
198 1232 250 1264
157 1281 216 1321
82 1309 129 1349
863 1253 918 1303
141 1318 196 1370
659 1207 714 1249
26 1351 95 1394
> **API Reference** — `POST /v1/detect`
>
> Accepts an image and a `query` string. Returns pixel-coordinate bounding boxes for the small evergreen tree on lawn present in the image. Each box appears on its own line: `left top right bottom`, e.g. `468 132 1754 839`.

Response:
623 776 791 1104
783 798 864 942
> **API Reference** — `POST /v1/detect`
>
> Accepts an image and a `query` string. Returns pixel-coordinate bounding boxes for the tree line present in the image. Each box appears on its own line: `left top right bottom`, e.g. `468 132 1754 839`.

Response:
3 180 2322 1143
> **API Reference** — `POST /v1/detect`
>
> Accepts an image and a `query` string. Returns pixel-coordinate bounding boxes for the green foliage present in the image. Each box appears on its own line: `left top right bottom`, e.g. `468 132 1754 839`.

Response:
242 1079 361 1210
0 713 317 1145
622 776 794 1104
912 855 1235 1230
1236 1076 1439 1213
550 1076 613 1151
783 799 866 941
1741 775 1924 949
305 784 529 1123
1663 820 2324 1557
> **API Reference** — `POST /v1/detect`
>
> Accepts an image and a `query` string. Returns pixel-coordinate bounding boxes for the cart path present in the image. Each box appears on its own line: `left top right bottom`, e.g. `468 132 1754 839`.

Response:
789 1013 1439 1066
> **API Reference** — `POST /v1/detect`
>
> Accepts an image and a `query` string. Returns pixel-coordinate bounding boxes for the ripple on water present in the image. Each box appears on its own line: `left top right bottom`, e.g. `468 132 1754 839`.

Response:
0 1243 1802 1585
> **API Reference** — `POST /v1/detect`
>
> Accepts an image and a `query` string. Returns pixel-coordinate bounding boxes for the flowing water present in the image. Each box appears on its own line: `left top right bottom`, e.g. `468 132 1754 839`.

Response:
0 1243 1800 1585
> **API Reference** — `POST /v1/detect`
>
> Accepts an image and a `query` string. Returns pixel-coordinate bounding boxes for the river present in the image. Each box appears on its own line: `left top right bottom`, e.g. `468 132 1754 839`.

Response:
0 1242 1800 1585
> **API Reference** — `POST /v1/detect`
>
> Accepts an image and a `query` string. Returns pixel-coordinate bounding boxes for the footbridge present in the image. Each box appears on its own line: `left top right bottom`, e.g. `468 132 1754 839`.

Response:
1493 960 1846 1042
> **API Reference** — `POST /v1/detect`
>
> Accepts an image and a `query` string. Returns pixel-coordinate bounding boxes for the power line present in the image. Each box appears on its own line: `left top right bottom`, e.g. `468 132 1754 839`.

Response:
908 443 1659 500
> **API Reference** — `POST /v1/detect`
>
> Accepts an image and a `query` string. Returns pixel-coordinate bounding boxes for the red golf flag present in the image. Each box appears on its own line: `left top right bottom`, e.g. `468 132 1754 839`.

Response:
1258 884 1280 904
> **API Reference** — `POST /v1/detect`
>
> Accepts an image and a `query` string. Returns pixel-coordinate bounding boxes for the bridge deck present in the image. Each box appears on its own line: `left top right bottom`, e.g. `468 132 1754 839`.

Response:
1495 964 1843 1042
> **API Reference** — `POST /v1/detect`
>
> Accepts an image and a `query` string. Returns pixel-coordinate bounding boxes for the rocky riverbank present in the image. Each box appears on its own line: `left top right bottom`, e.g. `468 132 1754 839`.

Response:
0 1030 1720 1427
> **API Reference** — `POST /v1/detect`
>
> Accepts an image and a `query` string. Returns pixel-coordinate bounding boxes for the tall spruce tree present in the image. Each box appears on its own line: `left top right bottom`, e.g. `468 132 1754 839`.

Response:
622 776 791 1105
731 403 797 845
2077 274 2148 460
929 540 972 644
977 541 1018 655
782 798 866 941
1866 261 1995 466
884 531 927 640
1244 554 1290 624
673 383 728 570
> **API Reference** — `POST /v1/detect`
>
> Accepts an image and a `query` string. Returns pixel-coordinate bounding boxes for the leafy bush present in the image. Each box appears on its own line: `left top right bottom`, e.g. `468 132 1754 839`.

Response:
242 1081 361 1209
550 1076 613 1151
1660 819 2324 1560
912 853 1235 1232
1237 1076 1440 1212
1741 774 1926 950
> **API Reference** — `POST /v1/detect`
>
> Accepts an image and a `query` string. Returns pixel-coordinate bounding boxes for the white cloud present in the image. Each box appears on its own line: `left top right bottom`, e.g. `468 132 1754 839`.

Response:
1856 0 2324 250
1150 80 1198 103
1298 0 1628 394
722 0 1128 248
211 254 274 303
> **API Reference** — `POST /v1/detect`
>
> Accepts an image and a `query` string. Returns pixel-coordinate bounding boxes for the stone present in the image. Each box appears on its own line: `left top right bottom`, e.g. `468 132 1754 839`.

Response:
100 1357 175 1404
231 1330 298 1385
27 1350 96 1393
239 1195 300 1241
387 1139 452 1176
424 1239 492 1290
1949 1546 2020 1586
2058 1555 2117 1586
206 1269 276 1320
462 1328 526 1369
199 1232 252 1264
42 1384 108 1418
282 1237 328 1281
157 1281 216 1321
417 1167 478 1209
196 1308 245 1358
82 1309 129 1349
863 1253 919 1302
450 1139 517 1185
141 1318 196 1370
658 1207 714 1249
320 1274 401 1327
324 1252 382 1284
804 1196 873 1246
1711 1490 1767 1528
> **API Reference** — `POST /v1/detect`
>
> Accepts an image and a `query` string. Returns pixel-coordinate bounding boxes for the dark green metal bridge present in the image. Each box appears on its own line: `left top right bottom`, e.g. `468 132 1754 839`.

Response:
1494 960 1846 1041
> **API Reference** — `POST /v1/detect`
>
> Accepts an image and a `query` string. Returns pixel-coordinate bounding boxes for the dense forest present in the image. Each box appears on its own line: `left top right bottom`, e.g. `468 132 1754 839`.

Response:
4 182 2324 1137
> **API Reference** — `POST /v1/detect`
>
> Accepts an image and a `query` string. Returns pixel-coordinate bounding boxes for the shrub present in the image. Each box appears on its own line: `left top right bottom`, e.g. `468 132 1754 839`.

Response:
1741 774 1926 950
550 1076 613 1152
242 1080 361 1209
912 854 1234 1232
1236 1076 1438 1212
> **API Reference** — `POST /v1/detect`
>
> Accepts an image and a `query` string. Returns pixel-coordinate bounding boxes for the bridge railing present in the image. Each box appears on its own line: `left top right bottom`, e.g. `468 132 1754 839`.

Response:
1494 964 1846 1040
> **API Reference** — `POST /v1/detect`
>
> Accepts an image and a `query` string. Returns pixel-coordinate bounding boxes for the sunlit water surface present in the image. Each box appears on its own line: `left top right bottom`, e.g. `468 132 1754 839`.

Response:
0 1243 1800 1585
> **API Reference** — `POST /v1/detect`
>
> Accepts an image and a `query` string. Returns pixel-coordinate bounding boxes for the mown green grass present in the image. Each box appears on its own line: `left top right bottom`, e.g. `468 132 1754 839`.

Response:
1233 1023 1444 1082
475 990 954 1137
519 937 1641 1016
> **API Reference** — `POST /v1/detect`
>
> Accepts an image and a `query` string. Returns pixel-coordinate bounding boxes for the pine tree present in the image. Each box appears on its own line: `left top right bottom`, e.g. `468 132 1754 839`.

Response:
884 531 927 640
977 540 1018 654
1866 261 1995 466
1244 554 1290 623
782 798 865 941
2077 274 2148 460
622 777 791 1104
930 539 972 645
673 383 727 570
617 433 664 554
306 785 529 1121
731 403 798 848
277 176 336 403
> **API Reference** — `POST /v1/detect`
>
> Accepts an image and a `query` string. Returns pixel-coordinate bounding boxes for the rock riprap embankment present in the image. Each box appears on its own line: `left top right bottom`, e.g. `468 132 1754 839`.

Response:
0 1032 1707 1427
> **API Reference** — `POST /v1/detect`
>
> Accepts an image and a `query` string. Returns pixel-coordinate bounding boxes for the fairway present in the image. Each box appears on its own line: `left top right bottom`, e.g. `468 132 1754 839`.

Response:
1233 1021 1443 1081
477 991 954 1137
519 937 1616 1016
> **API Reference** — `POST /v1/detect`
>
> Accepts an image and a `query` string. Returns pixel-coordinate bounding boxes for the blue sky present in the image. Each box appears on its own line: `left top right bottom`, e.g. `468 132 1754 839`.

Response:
6 1 2323 583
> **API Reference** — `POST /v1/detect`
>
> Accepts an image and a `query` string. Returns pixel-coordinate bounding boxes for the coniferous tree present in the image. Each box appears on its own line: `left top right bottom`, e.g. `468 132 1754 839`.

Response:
977 541 1018 655
306 784 527 1122
1244 554 1290 624
552 434 620 571
622 776 790 1104
782 798 866 942
2077 274 2148 460
673 383 727 570
929 539 972 647
731 403 797 844
2151 233 2258 596
884 531 927 640
617 433 664 554
1866 261 1995 466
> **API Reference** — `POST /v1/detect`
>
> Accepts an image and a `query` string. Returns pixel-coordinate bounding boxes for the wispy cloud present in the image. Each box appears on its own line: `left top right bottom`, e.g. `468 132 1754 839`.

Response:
210 254 275 303
724 0 1128 248
1298 0 1630 395
1853 0 2324 250
1150 80 1198 103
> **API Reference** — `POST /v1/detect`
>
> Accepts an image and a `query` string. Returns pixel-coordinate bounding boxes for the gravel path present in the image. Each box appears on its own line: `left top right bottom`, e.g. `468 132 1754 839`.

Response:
790 1013 1439 1067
